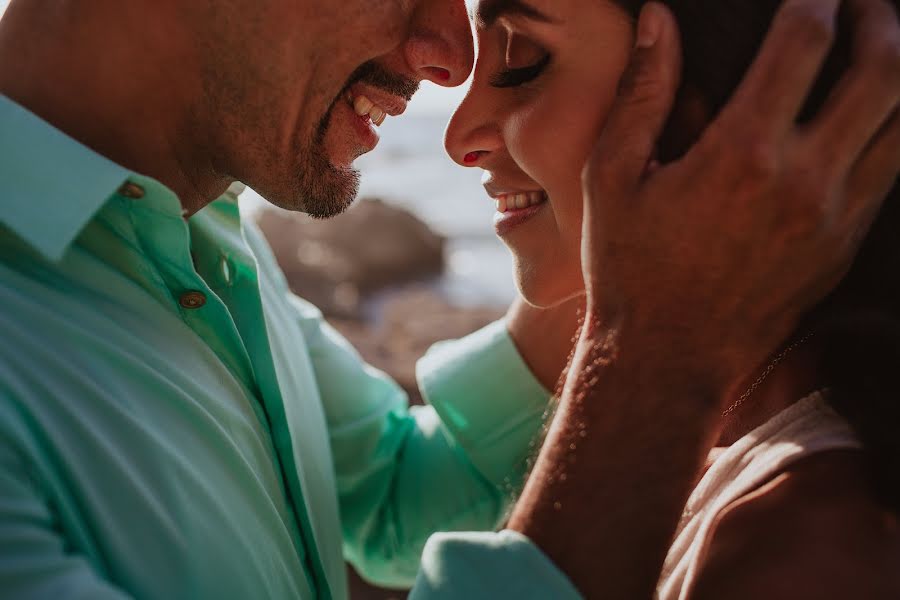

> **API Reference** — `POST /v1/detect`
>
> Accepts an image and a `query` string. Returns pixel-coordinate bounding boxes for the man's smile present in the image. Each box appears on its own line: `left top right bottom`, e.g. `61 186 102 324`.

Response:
345 83 410 127
319 62 418 167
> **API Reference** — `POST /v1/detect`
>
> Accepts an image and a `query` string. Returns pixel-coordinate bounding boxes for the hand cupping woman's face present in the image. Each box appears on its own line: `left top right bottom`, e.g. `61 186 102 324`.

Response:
445 0 635 307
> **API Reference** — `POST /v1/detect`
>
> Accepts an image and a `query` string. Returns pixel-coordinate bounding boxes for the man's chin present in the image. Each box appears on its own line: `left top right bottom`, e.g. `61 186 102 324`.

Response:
273 158 360 219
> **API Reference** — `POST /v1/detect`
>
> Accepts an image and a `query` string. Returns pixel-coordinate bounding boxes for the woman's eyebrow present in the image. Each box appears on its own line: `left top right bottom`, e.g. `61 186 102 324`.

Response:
475 0 556 28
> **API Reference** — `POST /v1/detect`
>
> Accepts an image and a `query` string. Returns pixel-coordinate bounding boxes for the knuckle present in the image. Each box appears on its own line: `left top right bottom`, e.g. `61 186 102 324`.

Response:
739 135 780 180
777 165 835 232
581 160 598 190
869 37 900 87
582 155 608 190
785 190 832 235
616 61 664 109
788 160 827 193
778 1 836 49
583 150 627 193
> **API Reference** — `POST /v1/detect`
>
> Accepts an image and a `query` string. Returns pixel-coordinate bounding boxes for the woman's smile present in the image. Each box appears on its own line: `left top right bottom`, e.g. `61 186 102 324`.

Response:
491 190 549 236
493 190 547 213
444 0 634 307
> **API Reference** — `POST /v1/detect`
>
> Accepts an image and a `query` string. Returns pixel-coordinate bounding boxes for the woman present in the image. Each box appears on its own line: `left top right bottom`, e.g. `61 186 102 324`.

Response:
445 0 900 597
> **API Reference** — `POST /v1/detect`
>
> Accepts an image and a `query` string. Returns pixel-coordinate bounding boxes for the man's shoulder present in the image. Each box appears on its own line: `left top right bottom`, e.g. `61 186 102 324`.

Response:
0 250 198 400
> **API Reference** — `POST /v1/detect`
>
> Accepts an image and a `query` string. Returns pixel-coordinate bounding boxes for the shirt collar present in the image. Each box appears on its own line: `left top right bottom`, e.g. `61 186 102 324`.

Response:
0 94 135 261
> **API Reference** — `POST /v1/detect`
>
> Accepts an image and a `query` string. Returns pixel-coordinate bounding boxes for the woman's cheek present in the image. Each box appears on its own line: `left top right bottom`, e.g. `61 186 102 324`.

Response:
506 99 582 196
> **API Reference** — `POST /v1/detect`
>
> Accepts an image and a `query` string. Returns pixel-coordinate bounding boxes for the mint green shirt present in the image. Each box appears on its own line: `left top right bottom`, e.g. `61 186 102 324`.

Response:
0 95 581 599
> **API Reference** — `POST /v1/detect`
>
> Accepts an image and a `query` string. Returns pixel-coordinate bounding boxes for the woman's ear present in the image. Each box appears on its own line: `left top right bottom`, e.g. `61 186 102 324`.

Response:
658 84 712 163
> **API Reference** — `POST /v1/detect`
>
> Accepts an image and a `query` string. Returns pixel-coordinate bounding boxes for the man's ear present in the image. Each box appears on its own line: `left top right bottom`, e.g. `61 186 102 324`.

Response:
658 84 712 163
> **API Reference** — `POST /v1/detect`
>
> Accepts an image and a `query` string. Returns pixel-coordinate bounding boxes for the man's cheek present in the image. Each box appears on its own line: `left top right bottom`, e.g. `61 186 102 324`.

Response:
342 6 409 58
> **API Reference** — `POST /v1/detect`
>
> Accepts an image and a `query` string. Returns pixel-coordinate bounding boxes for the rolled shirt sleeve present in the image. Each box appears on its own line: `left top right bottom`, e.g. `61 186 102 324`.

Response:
291 289 553 588
411 530 582 600
418 320 552 489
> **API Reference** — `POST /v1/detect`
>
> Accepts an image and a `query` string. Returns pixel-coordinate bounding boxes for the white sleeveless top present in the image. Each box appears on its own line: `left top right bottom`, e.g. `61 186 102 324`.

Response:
656 391 862 599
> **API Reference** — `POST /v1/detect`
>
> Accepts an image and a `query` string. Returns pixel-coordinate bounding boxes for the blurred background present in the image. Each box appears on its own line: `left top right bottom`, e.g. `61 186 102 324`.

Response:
0 1 517 596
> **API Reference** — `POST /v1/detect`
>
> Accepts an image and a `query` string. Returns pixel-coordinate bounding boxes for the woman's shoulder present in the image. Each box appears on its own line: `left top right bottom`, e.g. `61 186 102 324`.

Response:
690 449 900 600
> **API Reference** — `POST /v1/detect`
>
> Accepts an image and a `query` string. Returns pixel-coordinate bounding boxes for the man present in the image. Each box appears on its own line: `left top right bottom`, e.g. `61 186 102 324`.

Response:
0 1 897 599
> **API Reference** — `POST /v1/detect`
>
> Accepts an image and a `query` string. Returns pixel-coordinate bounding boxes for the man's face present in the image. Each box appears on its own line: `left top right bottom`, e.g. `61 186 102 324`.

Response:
190 0 473 217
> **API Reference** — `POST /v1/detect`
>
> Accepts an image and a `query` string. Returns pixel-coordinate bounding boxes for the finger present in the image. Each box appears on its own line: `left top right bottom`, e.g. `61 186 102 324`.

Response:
720 0 840 136
846 107 900 224
808 0 900 178
584 2 682 197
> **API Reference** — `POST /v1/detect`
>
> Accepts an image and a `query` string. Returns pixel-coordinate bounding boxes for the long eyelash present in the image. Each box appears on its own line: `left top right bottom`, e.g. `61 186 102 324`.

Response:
489 53 551 88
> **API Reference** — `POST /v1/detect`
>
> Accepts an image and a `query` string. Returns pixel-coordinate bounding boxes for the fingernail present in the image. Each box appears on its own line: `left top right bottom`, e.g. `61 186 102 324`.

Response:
635 3 662 48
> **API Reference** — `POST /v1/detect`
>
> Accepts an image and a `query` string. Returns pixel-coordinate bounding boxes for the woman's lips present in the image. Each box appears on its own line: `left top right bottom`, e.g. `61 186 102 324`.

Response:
492 191 548 236
495 191 546 213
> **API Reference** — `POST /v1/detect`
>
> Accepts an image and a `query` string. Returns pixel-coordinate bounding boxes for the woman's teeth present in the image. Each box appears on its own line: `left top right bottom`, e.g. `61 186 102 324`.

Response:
496 191 547 213
349 93 387 127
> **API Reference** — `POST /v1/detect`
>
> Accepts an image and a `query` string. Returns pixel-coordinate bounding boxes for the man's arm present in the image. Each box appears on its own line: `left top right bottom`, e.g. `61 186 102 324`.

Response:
0 394 132 600
285 293 551 588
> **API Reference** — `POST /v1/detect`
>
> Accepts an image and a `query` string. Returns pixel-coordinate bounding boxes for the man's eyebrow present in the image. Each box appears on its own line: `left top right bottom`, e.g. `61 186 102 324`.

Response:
475 0 555 28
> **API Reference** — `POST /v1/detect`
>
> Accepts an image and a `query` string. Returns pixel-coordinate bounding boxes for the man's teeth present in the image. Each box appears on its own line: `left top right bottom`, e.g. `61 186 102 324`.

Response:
351 94 387 127
496 191 546 213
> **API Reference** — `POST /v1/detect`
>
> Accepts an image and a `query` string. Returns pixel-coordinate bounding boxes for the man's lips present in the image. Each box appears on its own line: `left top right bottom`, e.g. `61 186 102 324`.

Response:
327 99 379 166
319 60 418 169
324 81 412 166
347 83 408 118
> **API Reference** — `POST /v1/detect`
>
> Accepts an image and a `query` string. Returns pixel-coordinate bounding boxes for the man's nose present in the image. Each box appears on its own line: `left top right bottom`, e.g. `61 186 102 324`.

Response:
404 0 474 86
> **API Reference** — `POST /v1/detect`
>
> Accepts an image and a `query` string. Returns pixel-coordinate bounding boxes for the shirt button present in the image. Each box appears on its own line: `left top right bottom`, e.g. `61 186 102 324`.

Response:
118 182 145 199
179 291 207 310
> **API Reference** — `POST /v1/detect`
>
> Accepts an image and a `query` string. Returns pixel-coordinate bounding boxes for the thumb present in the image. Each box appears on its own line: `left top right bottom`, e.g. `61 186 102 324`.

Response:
584 2 682 197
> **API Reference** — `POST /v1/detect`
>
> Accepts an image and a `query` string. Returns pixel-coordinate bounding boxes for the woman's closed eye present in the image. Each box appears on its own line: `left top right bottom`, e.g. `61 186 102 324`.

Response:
489 52 551 88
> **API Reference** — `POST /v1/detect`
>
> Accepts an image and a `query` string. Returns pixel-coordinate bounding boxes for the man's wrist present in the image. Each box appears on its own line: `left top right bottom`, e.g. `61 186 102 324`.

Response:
583 301 775 405
508 317 725 598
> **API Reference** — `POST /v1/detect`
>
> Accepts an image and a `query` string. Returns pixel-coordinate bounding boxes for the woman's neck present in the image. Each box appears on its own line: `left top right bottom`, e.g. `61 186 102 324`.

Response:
714 342 824 447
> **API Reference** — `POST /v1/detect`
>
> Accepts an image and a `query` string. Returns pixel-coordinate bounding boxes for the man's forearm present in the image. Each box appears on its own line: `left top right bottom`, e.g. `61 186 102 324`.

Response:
508 317 724 599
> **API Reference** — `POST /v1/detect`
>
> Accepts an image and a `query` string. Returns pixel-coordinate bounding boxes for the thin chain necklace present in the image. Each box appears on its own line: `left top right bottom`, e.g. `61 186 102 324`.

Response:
721 333 815 417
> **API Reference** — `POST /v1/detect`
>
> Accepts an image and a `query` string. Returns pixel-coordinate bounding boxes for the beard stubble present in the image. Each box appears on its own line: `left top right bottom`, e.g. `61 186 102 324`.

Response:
295 61 418 219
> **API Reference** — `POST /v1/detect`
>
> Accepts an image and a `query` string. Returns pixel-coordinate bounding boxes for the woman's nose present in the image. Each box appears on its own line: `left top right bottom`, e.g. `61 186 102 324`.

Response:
444 89 504 167
404 0 474 86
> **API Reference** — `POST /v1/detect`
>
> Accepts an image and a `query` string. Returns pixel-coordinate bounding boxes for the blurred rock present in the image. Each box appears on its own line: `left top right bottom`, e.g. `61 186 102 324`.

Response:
256 199 445 318
255 198 506 403
330 286 504 404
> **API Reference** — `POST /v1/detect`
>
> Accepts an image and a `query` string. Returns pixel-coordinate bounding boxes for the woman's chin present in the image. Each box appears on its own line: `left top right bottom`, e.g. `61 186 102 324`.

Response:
516 272 585 309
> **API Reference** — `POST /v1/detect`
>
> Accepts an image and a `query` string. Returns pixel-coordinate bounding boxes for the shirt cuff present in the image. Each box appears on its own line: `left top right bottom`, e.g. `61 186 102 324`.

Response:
417 320 551 488
411 530 582 600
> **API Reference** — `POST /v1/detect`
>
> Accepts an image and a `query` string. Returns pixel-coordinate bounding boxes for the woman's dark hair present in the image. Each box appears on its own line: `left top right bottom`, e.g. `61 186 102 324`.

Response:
614 0 900 510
